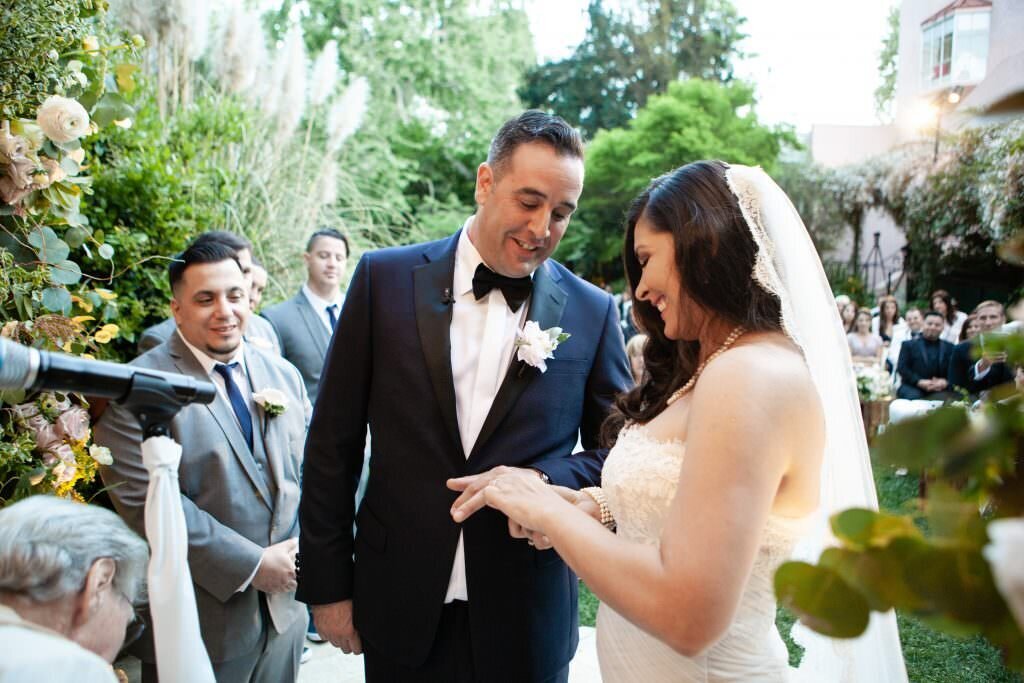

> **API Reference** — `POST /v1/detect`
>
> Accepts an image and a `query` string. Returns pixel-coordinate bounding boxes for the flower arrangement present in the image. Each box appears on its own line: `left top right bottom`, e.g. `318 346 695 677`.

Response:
854 364 893 402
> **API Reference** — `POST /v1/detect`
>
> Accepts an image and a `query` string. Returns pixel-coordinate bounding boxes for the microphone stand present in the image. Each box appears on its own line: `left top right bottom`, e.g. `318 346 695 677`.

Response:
119 375 216 683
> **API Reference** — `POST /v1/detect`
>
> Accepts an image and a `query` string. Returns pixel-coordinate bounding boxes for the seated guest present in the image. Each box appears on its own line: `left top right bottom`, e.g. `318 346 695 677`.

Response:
958 313 980 342
0 495 148 683
250 259 269 313
839 300 857 333
872 295 902 343
948 300 1014 397
848 308 885 366
97 239 311 682
263 228 349 404
931 288 967 344
887 306 923 370
896 310 956 400
625 333 647 385
138 231 281 355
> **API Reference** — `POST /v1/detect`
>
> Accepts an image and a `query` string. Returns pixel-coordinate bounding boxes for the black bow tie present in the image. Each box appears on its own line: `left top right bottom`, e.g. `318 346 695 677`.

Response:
472 263 532 312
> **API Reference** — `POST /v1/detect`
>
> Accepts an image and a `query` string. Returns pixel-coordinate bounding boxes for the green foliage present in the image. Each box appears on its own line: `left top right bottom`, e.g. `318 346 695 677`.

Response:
874 6 900 122
267 0 535 237
520 0 746 139
776 331 1024 669
774 160 847 255
0 0 109 120
560 79 795 281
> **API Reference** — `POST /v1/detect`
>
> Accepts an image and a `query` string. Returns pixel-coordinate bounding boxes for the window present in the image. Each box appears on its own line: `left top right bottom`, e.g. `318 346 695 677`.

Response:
920 9 990 89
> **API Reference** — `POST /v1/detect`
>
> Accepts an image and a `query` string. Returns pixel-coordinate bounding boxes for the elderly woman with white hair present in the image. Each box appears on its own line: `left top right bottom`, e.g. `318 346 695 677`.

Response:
0 495 148 682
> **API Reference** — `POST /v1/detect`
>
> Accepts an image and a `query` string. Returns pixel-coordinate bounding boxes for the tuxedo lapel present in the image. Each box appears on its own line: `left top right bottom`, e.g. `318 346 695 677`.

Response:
294 293 330 357
413 234 464 460
244 345 284 505
167 333 274 510
469 261 567 461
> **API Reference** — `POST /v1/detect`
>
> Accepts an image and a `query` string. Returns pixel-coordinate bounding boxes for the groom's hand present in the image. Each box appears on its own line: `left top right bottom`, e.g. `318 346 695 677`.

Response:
311 600 362 654
447 466 545 522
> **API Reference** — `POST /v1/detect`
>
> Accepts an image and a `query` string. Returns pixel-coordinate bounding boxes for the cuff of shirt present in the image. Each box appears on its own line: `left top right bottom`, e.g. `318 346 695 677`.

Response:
237 557 262 593
973 360 991 381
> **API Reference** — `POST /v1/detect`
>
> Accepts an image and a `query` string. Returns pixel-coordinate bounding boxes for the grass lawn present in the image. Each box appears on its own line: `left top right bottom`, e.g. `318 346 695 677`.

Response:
577 465 1023 682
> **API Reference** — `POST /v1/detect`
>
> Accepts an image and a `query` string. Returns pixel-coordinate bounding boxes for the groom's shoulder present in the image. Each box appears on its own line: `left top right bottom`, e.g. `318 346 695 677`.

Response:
545 259 609 304
359 235 454 270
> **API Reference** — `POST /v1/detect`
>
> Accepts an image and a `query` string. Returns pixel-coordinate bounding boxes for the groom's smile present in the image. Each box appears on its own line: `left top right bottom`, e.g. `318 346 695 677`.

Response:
470 141 584 278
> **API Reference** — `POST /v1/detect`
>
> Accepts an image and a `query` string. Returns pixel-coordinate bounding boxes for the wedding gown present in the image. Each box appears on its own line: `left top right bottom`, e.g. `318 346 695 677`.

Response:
595 424 812 682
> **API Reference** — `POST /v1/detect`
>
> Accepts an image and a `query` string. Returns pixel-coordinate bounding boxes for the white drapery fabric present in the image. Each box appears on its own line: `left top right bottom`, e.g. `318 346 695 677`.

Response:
142 435 215 682
725 165 909 682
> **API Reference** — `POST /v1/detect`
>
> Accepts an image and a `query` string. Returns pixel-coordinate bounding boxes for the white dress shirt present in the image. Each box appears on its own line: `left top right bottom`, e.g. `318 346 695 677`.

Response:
302 283 344 334
445 221 531 602
177 332 262 591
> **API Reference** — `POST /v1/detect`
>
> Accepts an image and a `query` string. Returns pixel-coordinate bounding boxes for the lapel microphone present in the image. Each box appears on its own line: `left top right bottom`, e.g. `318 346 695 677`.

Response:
441 288 454 305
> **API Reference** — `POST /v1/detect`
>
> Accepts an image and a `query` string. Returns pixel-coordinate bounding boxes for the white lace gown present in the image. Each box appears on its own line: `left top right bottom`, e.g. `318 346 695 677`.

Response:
595 425 812 682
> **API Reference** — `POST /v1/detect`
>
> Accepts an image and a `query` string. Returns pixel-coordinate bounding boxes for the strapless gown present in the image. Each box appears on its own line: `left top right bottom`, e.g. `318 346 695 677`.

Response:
595 425 812 682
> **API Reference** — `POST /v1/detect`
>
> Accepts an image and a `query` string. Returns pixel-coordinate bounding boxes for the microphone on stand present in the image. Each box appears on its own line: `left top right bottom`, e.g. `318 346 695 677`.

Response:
0 337 216 405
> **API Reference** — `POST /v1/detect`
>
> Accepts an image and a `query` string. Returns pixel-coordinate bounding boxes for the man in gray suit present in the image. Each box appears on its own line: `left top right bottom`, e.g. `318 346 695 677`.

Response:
137 231 281 356
96 239 309 682
262 229 349 403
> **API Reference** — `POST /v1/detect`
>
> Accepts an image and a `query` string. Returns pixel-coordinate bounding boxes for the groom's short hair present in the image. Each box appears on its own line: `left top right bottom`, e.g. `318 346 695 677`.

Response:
487 111 583 177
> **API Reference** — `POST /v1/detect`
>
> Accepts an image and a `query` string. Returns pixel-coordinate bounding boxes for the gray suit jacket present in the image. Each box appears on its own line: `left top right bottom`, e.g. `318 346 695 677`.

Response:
262 290 334 403
137 314 282 356
95 332 310 663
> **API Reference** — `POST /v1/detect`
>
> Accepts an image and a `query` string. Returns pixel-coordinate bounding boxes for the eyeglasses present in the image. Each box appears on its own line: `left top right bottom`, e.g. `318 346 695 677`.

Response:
119 591 146 649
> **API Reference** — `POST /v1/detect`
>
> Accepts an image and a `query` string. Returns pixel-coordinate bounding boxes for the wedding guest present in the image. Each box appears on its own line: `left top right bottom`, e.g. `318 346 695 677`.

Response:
872 295 902 343
958 314 980 342
250 260 269 313
620 287 639 342
834 294 851 317
887 306 924 378
848 309 885 366
896 311 956 400
0 495 148 683
931 289 967 344
839 300 858 333
263 228 349 404
97 239 311 682
625 333 647 385
948 301 1013 398
137 231 281 355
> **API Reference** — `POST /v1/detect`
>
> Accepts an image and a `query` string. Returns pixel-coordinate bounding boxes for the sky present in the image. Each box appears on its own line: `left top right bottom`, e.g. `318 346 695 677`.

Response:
522 0 897 132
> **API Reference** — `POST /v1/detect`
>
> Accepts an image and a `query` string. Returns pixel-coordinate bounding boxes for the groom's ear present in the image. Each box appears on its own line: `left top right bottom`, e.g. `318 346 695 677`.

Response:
475 162 494 206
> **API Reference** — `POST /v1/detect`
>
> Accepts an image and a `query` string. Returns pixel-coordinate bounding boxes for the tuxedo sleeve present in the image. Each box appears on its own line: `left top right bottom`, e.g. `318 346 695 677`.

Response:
296 254 372 605
896 343 921 387
947 343 971 393
530 294 630 489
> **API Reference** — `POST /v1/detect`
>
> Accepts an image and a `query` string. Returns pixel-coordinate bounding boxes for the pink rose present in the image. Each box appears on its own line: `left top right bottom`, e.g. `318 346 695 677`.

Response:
51 444 76 465
12 402 41 420
35 423 63 453
56 407 90 443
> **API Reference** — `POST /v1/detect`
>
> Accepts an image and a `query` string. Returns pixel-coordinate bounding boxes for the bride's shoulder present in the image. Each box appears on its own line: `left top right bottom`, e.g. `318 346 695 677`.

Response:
695 332 817 406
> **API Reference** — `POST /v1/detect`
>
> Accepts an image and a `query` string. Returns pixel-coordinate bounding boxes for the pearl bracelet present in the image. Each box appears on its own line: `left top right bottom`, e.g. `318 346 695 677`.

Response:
581 487 616 531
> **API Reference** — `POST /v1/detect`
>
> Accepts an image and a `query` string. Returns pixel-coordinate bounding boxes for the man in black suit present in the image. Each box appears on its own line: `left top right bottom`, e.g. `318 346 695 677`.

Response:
296 111 631 682
948 300 1014 397
896 310 956 400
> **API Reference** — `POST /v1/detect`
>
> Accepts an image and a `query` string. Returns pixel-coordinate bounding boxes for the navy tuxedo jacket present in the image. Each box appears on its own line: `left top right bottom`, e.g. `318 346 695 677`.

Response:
296 232 631 679
896 336 954 388
948 339 1015 396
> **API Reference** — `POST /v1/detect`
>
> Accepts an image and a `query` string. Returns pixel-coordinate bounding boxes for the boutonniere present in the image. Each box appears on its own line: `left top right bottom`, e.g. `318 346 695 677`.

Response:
253 388 288 417
514 321 571 373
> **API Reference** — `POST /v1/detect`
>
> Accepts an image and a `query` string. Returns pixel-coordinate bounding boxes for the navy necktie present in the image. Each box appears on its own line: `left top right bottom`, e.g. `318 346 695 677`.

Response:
214 362 253 452
326 304 338 331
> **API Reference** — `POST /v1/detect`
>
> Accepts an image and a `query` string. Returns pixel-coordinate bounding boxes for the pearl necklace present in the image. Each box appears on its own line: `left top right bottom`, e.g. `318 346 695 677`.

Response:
665 325 746 406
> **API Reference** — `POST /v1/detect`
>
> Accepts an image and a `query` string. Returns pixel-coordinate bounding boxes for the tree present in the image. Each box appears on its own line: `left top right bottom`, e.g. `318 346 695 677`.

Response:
559 79 796 282
874 6 900 122
520 0 746 139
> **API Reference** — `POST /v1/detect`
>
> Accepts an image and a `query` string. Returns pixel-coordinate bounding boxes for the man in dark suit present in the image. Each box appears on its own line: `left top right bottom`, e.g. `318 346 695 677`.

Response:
296 111 632 682
97 240 310 682
948 300 1014 397
896 310 956 400
263 229 349 403
137 231 281 356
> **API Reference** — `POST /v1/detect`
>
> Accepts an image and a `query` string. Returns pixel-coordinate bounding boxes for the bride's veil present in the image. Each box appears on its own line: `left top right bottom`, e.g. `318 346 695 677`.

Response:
724 164 908 682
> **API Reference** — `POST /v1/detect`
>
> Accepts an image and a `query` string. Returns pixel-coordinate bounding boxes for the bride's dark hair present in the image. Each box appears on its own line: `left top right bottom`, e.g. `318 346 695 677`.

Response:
601 160 784 447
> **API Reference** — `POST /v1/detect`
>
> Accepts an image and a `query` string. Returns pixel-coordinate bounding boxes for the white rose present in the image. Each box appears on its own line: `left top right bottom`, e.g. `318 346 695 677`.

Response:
36 96 91 144
253 388 289 416
89 444 113 466
515 321 557 372
984 518 1024 631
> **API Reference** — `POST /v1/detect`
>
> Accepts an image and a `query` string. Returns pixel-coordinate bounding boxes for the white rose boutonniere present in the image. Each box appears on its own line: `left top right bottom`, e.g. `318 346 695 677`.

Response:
514 321 571 373
253 388 289 417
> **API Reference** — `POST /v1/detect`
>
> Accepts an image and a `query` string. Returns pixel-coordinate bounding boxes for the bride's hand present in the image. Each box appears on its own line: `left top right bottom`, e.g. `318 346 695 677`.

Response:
476 469 571 536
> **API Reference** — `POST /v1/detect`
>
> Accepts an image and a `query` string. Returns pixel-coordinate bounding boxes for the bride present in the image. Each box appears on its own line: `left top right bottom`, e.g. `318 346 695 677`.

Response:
450 161 907 681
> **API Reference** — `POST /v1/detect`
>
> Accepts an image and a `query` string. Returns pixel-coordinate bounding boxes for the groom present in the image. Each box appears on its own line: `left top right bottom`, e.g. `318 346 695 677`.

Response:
296 111 631 681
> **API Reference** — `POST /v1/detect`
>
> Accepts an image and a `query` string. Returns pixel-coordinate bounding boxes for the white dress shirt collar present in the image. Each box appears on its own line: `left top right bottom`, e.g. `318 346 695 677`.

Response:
454 218 535 299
